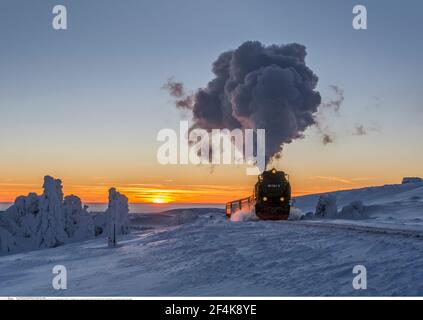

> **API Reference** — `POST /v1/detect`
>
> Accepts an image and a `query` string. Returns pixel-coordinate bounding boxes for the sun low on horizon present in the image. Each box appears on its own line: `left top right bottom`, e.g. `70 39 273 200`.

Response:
151 195 172 204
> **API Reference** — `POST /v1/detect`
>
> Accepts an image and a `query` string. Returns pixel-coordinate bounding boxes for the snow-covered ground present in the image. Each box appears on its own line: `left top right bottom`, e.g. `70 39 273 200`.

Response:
0 182 422 296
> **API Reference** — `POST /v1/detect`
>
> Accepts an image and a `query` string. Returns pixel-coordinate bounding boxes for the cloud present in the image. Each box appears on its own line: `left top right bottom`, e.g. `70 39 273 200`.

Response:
311 176 354 185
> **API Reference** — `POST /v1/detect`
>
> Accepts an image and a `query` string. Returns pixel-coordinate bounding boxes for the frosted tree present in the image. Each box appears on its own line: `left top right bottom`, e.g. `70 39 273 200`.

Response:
63 195 95 241
1 192 41 251
106 188 130 247
14 193 41 239
38 176 68 248
315 194 338 218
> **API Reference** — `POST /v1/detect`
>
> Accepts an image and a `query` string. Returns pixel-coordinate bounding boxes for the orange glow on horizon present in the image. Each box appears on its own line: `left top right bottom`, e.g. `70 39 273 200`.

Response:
0 182 251 204
0 167 403 206
0 180 394 205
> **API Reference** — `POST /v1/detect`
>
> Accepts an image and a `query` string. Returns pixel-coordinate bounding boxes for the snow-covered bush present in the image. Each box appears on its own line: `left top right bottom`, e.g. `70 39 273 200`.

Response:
339 201 367 219
315 194 338 218
402 177 423 184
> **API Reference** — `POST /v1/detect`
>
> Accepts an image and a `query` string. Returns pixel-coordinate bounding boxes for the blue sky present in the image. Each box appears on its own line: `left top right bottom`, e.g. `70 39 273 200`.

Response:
0 0 422 201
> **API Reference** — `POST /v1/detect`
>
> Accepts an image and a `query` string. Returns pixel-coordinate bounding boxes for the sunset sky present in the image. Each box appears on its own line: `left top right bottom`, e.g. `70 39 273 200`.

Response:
1 0 422 204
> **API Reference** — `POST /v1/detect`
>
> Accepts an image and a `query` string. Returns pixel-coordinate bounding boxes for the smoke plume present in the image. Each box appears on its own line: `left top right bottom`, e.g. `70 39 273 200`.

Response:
353 125 367 136
322 85 344 112
166 41 322 163
314 85 345 145
322 134 334 145
162 78 194 110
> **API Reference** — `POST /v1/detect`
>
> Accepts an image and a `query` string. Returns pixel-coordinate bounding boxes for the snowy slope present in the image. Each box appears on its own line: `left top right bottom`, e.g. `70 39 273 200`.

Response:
295 181 423 212
0 183 422 296
294 181 423 231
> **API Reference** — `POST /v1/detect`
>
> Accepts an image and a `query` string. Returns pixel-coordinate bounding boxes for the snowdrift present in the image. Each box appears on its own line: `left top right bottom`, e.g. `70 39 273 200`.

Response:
0 176 129 254
295 178 423 216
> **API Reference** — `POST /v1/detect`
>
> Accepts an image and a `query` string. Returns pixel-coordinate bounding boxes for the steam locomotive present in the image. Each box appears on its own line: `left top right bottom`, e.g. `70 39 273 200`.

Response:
226 168 292 220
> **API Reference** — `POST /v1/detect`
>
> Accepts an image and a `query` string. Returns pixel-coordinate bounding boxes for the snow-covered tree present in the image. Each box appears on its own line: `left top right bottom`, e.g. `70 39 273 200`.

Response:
38 176 69 248
315 194 338 218
106 187 130 242
3 193 39 238
63 195 95 241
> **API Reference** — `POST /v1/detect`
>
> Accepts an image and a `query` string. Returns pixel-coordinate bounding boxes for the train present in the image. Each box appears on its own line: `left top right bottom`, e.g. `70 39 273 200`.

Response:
226 168 292 220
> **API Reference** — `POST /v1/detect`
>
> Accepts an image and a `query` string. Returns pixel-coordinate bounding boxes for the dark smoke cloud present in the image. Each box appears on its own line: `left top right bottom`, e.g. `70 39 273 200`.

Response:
165 41 321 163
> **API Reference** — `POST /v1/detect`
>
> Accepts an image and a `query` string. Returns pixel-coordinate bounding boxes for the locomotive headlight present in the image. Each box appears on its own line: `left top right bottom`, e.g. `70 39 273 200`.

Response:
263 196 268 201
280 197 285 202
